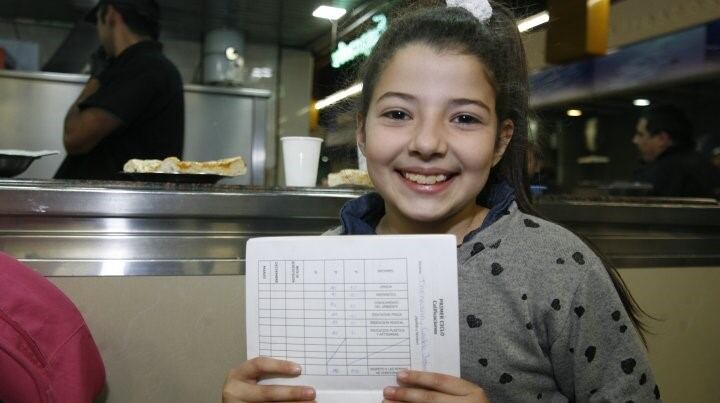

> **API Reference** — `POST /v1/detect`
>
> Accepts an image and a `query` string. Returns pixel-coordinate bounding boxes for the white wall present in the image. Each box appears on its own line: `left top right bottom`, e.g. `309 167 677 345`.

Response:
0 21 70 68
161 38 202 83
46 266 720 403
49 275 246 403
620 267 720 403
278 49 313 139
276 48 314 185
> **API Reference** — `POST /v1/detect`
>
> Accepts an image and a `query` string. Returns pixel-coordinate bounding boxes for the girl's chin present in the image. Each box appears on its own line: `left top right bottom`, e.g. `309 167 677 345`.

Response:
388 195 483 227
394 202 453 223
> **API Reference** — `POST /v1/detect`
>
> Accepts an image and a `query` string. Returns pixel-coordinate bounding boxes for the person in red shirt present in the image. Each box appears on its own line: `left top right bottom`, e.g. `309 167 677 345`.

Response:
0 252 105 402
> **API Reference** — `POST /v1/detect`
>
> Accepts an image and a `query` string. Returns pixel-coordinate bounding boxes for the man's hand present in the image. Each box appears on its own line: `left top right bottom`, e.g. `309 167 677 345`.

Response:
223 357 316 403
382 370 490 403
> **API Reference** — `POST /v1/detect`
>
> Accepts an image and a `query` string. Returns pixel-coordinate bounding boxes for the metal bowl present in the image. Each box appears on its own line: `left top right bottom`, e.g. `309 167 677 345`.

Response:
0 155 38 178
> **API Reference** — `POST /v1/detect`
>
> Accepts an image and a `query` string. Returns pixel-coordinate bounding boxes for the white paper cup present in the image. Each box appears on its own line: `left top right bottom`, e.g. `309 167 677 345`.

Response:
281 136 324 187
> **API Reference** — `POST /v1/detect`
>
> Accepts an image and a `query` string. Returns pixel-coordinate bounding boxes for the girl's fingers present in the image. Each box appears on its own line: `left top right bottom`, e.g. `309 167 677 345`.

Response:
223 382 315 402
384 385 453 403
223 358 314 403
395 370 475 395
232 357 302 381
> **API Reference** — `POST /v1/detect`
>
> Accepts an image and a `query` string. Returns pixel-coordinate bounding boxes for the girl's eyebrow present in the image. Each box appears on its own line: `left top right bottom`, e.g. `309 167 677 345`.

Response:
376 92 491 113
376 91 416 103
449 98 491 113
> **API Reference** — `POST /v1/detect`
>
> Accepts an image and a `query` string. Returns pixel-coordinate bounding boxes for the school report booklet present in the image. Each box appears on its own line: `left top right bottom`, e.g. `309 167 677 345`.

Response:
245 235 460 402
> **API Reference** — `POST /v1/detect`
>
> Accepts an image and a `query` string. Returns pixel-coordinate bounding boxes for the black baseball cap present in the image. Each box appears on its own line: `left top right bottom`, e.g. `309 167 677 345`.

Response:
84 0 160 24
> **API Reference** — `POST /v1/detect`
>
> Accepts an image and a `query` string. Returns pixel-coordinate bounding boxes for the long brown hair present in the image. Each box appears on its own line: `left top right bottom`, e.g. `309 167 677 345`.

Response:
355 1 649 344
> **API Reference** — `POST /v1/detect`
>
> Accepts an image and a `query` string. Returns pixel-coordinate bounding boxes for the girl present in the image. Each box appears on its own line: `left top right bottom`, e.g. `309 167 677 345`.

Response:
223 1 659 401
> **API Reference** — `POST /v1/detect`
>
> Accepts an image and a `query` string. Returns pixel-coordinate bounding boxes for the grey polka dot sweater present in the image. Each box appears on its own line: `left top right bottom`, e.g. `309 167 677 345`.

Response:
328 191 661 402
455 203 659 402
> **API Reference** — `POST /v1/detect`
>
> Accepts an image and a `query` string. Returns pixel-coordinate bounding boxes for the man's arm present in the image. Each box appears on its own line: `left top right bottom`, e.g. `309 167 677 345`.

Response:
63 78 123 155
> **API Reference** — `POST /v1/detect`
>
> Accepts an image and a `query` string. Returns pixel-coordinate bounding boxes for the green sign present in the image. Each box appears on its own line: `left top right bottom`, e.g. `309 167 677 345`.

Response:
331 14 388 69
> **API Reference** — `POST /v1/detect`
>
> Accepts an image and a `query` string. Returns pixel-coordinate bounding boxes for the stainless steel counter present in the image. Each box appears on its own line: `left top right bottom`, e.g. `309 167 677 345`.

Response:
1 180 718 275
0 70 272 98
535 195 720 267
0 179 360 276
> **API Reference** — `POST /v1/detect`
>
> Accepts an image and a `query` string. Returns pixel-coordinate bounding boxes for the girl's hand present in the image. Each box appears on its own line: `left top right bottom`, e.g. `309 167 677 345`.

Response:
382 370 490 403
222 357 316 403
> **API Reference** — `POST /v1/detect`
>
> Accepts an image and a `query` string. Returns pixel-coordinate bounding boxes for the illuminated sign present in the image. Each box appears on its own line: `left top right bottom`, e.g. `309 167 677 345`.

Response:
331 14 387 68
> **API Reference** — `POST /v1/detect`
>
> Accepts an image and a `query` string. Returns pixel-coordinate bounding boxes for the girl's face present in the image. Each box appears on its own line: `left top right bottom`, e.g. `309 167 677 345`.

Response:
358 44 513 226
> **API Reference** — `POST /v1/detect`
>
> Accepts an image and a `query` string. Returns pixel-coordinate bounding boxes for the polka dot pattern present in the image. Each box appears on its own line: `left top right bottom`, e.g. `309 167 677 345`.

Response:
471 242 485 256
462 213 658 401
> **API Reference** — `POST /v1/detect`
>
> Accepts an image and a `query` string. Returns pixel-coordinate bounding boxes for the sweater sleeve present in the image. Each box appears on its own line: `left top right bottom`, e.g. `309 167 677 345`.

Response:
549 262 662 402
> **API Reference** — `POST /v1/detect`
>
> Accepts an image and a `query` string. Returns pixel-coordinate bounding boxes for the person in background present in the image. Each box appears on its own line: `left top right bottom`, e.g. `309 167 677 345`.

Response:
712 146 720 194
527 142 557 194
55 0 184 180
713 146 720 198
696 133 720 198
632 105 715 197
712 146 720 171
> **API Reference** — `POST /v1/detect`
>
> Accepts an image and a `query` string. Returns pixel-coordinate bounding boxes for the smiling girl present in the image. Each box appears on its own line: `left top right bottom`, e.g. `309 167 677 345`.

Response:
223 1 659 402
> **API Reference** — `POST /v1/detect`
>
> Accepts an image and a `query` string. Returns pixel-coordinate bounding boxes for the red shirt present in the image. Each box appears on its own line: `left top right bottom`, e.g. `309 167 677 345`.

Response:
0 252 105 402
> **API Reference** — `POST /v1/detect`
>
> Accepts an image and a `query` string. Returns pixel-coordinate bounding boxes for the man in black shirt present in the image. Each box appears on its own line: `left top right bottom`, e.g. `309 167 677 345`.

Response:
632 105 715 197
55 0 184 180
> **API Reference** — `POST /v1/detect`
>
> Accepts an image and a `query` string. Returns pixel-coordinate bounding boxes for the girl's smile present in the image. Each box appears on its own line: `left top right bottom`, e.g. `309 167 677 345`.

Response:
397 168 456 194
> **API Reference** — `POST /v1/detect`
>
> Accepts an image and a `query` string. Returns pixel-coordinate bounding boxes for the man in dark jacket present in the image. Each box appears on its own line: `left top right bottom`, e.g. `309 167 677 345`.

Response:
55 0 184 180
632 105 715 197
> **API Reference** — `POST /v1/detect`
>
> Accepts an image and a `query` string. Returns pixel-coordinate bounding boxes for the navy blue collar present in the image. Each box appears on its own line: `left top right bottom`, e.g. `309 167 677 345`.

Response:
338 178 516 243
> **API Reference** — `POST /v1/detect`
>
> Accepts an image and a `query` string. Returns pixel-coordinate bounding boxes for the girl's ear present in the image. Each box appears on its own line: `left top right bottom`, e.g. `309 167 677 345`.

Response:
492 119 514 166
356 114 367 155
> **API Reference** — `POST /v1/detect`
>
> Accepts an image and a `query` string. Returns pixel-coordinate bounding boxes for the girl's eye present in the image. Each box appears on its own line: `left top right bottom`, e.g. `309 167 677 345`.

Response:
383 110 410 120
453 114 481 124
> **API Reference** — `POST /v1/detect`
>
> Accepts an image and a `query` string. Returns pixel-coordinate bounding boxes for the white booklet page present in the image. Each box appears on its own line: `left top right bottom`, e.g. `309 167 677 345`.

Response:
246 235 460 402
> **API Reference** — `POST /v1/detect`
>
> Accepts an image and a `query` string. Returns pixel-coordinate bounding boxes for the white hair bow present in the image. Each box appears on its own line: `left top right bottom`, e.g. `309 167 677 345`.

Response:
446 0 493 21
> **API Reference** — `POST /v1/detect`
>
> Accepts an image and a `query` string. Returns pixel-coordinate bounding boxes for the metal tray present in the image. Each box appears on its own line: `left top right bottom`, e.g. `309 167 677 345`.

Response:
119 172 229 184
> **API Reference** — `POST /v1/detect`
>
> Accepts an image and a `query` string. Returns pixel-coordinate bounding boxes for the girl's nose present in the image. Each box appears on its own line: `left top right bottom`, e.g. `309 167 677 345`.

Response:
408 117 448 159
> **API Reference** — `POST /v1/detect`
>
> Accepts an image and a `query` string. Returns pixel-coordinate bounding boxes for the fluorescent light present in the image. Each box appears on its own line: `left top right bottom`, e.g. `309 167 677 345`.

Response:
312 5 347 21
633 98 651 106
316 83 363 110
250 67 273 78
517 11 549 33
566 109 583 117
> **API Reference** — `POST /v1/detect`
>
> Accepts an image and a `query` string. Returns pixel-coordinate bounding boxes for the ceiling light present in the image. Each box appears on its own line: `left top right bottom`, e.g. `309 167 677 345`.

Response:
315 83 363 110
225 47 239 61
312 5 347 21
566 109 583 117
633 98 651 106
517 11 549 33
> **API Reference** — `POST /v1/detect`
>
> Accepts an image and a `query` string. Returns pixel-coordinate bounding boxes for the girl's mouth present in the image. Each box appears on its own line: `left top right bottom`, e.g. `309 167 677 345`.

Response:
402 172 450 185
396 169 457 193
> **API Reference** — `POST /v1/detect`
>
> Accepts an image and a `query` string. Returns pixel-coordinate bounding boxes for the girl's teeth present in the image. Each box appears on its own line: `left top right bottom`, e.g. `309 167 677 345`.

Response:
403 172 448 185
